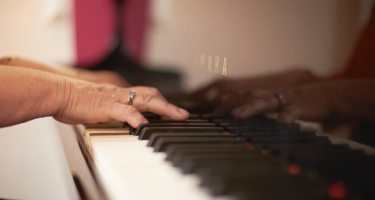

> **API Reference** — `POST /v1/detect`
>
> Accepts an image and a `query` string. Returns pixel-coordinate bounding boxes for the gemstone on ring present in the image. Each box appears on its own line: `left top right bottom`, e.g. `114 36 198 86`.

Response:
128 90 136 105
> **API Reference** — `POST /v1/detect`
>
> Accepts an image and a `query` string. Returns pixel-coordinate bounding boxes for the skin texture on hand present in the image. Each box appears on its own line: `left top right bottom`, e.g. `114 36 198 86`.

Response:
230 80 375 124
193 69 321 104
0 65 189 128
54 81 190 127
0 57 130 87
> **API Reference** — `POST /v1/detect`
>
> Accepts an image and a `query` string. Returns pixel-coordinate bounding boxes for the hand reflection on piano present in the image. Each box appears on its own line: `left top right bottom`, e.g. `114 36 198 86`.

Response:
193 71 375 127
193 69 320 104
211 80 375 126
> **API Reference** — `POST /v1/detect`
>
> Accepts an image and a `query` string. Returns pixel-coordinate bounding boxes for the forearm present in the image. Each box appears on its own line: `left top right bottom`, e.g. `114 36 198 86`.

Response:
0 65 67 127
0 57 129 87
0 56 104 82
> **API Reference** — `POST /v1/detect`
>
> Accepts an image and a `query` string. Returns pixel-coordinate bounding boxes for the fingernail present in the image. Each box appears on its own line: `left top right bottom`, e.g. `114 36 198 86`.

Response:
178 108 189 115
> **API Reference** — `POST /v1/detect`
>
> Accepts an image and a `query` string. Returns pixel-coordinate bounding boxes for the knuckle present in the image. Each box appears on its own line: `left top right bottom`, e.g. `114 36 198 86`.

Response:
141 94 154 103
148 87 160 95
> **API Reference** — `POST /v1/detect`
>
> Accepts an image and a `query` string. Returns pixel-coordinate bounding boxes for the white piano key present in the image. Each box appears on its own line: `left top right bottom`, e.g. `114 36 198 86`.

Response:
90 135 236 200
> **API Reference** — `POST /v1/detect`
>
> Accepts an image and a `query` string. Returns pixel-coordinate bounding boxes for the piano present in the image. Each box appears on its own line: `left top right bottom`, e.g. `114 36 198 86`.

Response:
70 98 375 200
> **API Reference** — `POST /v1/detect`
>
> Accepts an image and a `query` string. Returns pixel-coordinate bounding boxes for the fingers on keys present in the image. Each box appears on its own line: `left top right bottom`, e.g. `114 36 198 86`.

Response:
133 95 189 120
109 103 149 127
108 91 189 127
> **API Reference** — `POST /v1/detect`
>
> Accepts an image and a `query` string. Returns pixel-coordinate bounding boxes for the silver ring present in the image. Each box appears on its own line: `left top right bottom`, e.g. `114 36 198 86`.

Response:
273 93 283 110
128 90 136 105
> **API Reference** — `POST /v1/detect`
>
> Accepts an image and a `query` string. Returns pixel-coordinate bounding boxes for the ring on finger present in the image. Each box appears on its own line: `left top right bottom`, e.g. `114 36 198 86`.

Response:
273 93 283 110
128 90 136 105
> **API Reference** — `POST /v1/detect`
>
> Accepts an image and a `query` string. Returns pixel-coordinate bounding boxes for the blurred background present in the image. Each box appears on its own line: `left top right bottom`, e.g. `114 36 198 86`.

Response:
0 0 373 92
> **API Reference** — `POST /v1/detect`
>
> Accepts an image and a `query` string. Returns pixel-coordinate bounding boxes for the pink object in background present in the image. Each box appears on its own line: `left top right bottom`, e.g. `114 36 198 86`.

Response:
123 0 150 63
74 0 149 68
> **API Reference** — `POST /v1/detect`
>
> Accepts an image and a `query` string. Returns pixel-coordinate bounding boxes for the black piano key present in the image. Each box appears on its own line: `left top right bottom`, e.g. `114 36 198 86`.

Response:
142 112 161 120
219 122 298 129
299 156 374 179
266 143 342 154
196 159 284 186
147 132 235 147
210 175 333 200
290 149 366 164
228 125 301 134
148 119 209 123
277 145 353 161
153 137 246 152
179 154 272 173
130 120 210 130
171 148 263 167
188 113 225 119
133 123 217 135
249 136 331 148
210 114 269 123
239 131 317 138
165 143 248 161
138 127 224 139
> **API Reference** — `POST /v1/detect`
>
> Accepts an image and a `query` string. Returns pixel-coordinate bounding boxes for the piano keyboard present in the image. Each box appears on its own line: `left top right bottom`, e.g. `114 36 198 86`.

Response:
75 113 375 200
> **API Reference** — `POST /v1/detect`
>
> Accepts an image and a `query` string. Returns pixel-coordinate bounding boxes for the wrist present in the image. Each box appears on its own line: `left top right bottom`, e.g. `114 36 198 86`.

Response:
46 75 74 118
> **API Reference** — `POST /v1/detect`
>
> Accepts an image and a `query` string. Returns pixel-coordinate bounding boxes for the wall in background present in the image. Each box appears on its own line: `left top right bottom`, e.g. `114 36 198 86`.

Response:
0 0 74 65
145 0 373 92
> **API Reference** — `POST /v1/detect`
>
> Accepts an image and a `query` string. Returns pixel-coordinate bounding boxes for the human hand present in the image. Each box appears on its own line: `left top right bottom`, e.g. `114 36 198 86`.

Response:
230 82 337 123
230 80 375 123
54 80 189 127
193 69 320 104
